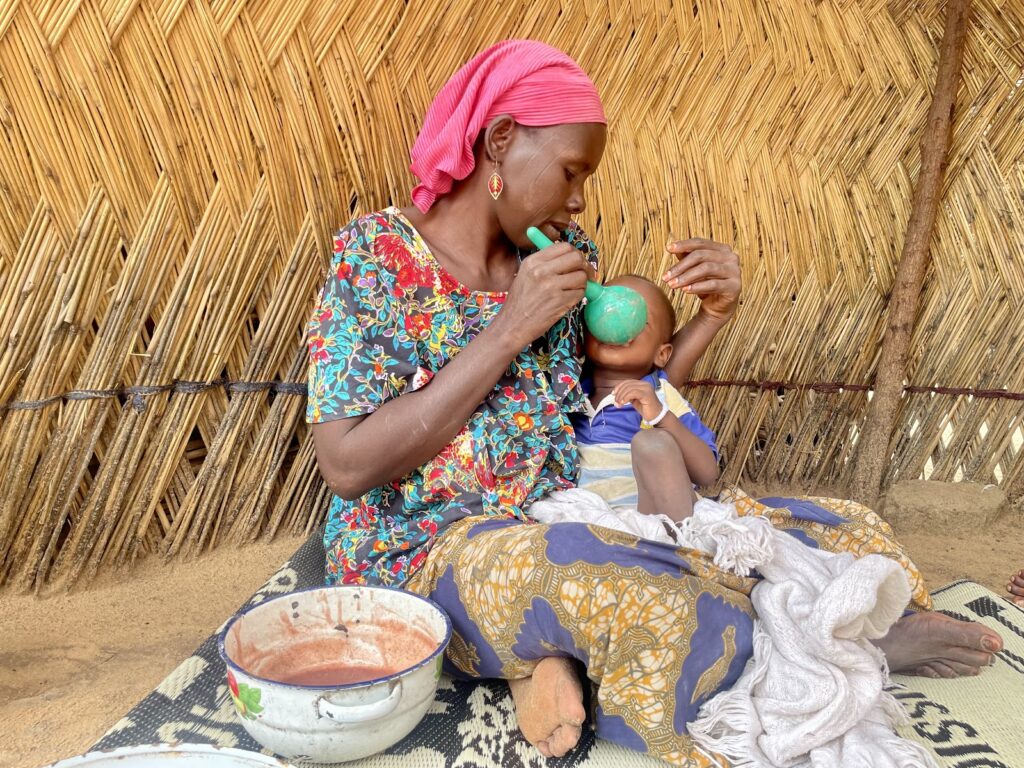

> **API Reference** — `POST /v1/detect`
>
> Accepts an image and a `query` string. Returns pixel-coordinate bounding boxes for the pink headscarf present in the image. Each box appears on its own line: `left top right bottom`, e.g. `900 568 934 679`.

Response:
410 39 607 212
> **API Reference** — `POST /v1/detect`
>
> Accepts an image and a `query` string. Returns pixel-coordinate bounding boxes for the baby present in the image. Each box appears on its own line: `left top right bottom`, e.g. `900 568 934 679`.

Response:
571 275 719 523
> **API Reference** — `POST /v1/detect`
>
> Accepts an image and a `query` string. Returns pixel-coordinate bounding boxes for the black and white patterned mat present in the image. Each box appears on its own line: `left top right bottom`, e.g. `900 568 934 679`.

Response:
92 534 1024 768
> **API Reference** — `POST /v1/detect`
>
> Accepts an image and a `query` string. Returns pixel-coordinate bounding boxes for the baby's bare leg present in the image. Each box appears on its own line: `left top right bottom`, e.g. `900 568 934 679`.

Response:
630 429 694 522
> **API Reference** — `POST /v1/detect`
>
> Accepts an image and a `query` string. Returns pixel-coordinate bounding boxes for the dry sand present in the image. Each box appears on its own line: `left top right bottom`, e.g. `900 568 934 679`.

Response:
2 492 1022 768
1 535 305 768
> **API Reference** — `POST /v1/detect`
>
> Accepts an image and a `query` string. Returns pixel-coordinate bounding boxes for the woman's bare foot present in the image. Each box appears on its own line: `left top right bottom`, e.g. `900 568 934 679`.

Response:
508 656 586 758
1008 569 1024 608
872 611 1003 678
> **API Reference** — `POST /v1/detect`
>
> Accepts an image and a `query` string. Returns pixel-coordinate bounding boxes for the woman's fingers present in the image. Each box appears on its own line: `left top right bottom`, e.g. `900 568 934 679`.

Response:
535 250 592 298
664 248 740 285
681 279 729 296
520 247 588 291
666 237 729 255
551 269 588 294
503 243 593 342
541 245 591 274
529 242 575 266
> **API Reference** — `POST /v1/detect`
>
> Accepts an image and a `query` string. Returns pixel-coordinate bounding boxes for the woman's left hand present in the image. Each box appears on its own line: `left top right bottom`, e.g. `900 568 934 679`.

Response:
662 238 741 322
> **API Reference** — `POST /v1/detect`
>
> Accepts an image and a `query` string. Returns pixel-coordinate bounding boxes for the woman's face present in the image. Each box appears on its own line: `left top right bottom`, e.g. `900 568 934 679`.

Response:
493 122 607 249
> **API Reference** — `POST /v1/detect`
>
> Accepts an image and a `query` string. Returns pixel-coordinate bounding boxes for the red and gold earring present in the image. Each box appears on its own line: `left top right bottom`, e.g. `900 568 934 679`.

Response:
488 161 504 200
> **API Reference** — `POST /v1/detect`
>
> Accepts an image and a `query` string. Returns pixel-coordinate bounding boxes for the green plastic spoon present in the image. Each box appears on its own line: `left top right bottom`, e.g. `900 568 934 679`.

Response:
526 227 647 345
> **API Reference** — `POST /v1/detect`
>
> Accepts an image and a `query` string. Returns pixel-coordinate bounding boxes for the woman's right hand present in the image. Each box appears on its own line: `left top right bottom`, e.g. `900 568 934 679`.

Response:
498 242 595 346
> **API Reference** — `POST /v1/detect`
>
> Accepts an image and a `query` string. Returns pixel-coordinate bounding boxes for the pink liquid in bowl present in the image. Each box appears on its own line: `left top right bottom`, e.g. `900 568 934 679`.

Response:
228 605 440 688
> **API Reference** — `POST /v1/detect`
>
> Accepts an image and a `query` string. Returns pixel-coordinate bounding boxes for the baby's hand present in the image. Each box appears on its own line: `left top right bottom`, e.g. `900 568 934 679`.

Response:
613 380 662 423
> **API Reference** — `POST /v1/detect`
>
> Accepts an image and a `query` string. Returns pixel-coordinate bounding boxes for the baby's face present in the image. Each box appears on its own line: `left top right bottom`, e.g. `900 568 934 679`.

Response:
584 277 673 373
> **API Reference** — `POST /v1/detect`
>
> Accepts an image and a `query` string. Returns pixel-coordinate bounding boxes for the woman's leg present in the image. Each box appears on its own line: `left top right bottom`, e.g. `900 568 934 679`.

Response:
404 496 1005 764
724 488 1004 675
405 516 756 765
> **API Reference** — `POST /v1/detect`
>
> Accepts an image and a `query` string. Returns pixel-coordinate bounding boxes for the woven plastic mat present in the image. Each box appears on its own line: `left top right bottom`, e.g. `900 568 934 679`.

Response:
93 535 1023 768
888 579 1024 768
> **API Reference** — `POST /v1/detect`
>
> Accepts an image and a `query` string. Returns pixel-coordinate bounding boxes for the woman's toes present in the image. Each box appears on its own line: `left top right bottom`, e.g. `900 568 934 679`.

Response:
545 722 582 757
930 662 961 679
942 644 994 667
940 659 981 676
979 632 1002 653
934 613 1001 653
509 658 584 757
917 664 941 678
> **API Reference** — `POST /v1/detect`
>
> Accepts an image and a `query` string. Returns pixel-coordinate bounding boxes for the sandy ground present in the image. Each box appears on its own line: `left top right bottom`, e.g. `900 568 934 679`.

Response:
1 535 305 768
2 494 1022 768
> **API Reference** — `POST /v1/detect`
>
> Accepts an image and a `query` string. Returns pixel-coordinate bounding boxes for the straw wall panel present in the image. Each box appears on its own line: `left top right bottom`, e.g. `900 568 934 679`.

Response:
1 0 1022 588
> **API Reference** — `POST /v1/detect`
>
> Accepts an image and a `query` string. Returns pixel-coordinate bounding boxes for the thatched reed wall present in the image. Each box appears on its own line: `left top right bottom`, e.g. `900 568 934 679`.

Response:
1 0 1022 589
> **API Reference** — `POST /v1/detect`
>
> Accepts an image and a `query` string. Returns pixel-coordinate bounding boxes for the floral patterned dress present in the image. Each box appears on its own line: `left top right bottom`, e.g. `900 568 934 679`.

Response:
306 207 598 585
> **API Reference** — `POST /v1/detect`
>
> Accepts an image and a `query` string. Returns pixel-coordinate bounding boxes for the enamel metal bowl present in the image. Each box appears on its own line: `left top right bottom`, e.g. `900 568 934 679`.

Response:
218 585 451 763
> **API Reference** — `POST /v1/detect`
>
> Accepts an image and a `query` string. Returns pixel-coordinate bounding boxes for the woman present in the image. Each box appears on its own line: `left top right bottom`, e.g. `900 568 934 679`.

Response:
308 40 1003 764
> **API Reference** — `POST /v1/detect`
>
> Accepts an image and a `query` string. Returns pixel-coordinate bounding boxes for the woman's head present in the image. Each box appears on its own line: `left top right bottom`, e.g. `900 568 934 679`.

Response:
481 118 606 247
409 40 607 247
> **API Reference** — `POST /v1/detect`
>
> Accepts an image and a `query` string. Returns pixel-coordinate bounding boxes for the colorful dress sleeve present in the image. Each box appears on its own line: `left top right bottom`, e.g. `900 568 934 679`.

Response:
306 222 419 423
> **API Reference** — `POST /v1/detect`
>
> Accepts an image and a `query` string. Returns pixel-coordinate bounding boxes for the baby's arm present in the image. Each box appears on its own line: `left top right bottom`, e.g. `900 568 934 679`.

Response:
660 312 730 391
659 237 741 390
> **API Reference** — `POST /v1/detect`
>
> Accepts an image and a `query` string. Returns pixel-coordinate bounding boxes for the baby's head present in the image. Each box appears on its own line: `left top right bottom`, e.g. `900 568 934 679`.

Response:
584 275 676 375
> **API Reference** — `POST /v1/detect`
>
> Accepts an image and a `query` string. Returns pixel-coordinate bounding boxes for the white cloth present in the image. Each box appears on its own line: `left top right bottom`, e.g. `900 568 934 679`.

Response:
527 492 938 768
684 503 937 768
528 490 775 577
528 487 676 543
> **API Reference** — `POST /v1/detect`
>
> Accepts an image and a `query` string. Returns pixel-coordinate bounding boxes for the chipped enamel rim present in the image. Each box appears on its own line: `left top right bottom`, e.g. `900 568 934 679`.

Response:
217 585 452 690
